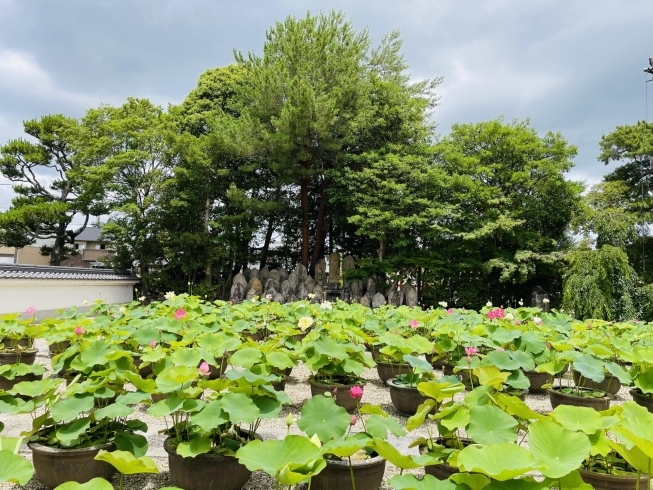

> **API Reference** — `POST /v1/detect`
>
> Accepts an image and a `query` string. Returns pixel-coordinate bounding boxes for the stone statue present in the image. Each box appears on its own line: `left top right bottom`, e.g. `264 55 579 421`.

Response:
249 278 263 297
365 277 376 296
260 266 269 282
304 275 316 293
230 283 245 303
297 282 309 300
388 289 404 308
530 286 550 312
246 288 258 300
360 294 371 308
312 285 324 303
328 253 341 284
404 285 418 308
233 273 247 290
249 268 259 280
315 258 327 286
342 255 355 279
281 279 293 298
295 263 308 282
372 293 386 309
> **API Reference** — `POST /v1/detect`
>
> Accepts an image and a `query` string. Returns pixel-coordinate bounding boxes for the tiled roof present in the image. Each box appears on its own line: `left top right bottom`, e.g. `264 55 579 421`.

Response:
75 227 103 242
0 264 138 281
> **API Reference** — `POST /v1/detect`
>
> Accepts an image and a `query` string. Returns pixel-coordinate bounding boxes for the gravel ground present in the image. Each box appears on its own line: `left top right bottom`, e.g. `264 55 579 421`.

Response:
0 339 635 490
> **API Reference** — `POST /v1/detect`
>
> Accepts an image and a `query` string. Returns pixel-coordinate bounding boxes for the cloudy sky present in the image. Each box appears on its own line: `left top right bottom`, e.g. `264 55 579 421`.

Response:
0 0 651 222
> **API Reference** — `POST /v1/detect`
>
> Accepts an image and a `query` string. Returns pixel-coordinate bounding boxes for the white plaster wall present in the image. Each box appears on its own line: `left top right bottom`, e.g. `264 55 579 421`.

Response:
0 279 137 316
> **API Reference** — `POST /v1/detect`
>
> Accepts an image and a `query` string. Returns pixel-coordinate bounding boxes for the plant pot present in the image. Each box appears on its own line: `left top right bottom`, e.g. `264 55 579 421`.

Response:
0 372 42 393
272 377 287 392
376 361 412 383
425 353 445 369
443 364 474 389
420 440 470 480
0 349 37 366
523 370 549 394
164 434 256 490
371 348 381 361
28 441 117 489
573 370 622 396
309 378 365 412
1 336 29 349
548 387 612 411
293 332 308 343
387 378 431 416
578 468 650 490
630 388 653 413
133 355 153 378
311 454 386 490
207 356 228 380
48 341 71 355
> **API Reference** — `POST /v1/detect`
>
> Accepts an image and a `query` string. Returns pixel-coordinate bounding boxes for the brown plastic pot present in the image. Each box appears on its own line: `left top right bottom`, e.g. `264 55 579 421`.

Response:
0 349 37 366
311 454 386 490
28 442 117 489
376 361 412 383
572 370 622 396
578 468 650 489
309 378 364 412
387 378 431 416
271 377 287 392
48 341 71 355
523 371 550 393
630 388 653 414
548 387 612 411
425 353 445 369
1 336 30 349
164 435 257 490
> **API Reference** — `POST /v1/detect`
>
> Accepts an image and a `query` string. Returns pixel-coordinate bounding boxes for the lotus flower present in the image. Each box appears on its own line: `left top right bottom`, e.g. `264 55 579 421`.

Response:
173 309 187 320
74 326 84 335
199 361 210 375
446 308 454 315
464 346 478 356
350 385 363 400
149 340 157 348
25 306 37 315
350 414 357 426
409 319 419 328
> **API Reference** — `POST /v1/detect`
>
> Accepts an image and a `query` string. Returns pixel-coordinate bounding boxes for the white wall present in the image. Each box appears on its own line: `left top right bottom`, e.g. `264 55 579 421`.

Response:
0 279 137 316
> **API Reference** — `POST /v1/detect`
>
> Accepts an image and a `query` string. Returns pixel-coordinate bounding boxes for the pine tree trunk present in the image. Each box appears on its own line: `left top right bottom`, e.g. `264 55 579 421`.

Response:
310 179 329 275
260 215 275 269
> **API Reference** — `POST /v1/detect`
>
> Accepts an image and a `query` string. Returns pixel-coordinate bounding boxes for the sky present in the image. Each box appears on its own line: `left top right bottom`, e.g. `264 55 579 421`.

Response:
0 0 652 223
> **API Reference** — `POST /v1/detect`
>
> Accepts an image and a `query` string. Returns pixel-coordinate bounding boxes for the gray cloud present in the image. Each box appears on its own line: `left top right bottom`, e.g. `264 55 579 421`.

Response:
1 0 652 214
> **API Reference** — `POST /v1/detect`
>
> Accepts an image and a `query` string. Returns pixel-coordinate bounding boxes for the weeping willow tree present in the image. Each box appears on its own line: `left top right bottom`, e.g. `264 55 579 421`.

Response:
562 244 637 320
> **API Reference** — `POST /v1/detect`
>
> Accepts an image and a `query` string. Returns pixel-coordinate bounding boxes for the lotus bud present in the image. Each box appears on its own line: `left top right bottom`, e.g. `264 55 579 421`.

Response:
286 414 294 427
466 355 472 363
350 414 357 426
350 385 363 399
199 361 210 376
149 340 157 348
324 391 332 398
74 326 84 335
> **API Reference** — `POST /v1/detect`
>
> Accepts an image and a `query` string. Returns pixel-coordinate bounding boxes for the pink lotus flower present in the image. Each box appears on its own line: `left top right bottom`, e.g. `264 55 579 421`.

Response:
173 309 187 320
199 361 210 375
496 347 505 352
466 355 472 363
350 385 364 400
446 308 454 315
333 387 338 394
149 340 157 348
486 308 506 320
350 414 357 426
74 326 84 335
409 319 419 329
464 346 478 356
515 320 522 325
25 306 37 315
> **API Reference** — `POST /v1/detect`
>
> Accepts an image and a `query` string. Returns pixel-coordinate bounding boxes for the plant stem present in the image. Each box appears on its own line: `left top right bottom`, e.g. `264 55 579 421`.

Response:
348 456 357 490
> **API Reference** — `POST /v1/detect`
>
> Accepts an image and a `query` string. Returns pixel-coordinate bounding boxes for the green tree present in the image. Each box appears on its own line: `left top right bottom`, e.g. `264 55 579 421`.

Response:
0 115 102 265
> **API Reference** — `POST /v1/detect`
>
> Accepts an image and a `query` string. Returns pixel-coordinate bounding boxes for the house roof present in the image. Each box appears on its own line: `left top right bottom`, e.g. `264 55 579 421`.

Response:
75 227 103 242
0 264 138 281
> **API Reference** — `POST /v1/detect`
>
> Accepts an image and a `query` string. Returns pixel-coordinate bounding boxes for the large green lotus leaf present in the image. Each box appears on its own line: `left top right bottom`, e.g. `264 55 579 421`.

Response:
467 405 518 445
56 418 91 446
170 348 202 368
508 351 535 372
155 367 197 393
359 404 389 417
176 435 211 459
613 401 653 458
607 439 653 473
450 473 492 490
417 380 464 401
439 405 470 432
54 477 113 490
366 414 406 439
298 395 350 442
0 436 22 453
341 358 366 376
604 362 631 384
388 474 462 489
93 403 133 421
541 470 593 490
252 395 283 420
572 355 605 384
225 369 277 385
114 432 148 458
124 372 157 393
313 337 347 360
146 395 184 417
266 352 294 369
230 348 263 369
191 400 229 432
495 394 545 421
79 340 112 367
406 400 436 432
634 370 653 394
321 433 370 458
369 438 421 470
483 479 549 490
235 436 325 483
0 449 32 485
403 355 433 373
116 391 151 406
474 366 509 389
551 405 603 435
220 392 260 424
140 348 167 364
51 395 94 423
505 370 530 390
482 351 520 371
518 333 546 354
528 419 590 478
11 378 61 398
404 335 434 355
457 443 538 480
95 450 159 474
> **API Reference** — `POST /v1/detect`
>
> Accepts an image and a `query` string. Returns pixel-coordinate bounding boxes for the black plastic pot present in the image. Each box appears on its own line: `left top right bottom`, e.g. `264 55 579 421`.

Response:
164 434 257 490
311 454 386 490
0 372 42 393
548 387 612 411
425 353 445 369
0 349 37 366
578 468 650 489
630 388 653 414
387 378 430 416
309 378 364 412
48 341 71 356
1 336 29 349
572 370 622 396
523 371 549 393
206 356 228 380
28 442 117 489
376 361 412 383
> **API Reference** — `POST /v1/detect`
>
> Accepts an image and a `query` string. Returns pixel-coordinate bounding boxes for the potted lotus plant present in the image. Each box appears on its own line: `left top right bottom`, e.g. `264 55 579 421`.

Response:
374 328 431 383
546 353 614 410
386 354 437 415
0 310 41 366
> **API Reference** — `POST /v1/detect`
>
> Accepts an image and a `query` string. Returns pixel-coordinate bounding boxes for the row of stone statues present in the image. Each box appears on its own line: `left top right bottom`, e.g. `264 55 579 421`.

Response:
229 256 419 308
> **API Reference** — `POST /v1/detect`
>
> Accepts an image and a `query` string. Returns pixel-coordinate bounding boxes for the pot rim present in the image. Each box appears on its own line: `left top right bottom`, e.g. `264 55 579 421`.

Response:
578 467 650 482
375 360 411 368
308 377 366 388
28 441 115 454
630 387 653 398
323 453 385 468
163 431 260 459
0 348 38 354
385 377 420 389
547 387 613 400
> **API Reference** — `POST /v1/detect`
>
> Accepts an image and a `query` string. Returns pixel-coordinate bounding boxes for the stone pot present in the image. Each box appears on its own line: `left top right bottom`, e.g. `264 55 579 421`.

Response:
548 387 612 411
0 349 37 366
48 341 71 356
425 353 445 369
206 356 228 380
309 378 365 412
572 370 622 396
523 370 550 394
271 377 287 392
376 361 412 384
133 354 153 378
0 372 42 393
420 439 470 480
387 378 430 416
443 364 474 389
28 442 117 489
578 468 651 490
164 434 257 490
630 388 653 414
311 454 386 490
1 336 30 349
